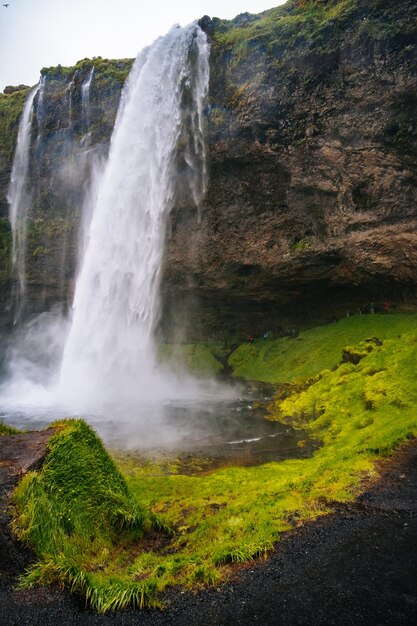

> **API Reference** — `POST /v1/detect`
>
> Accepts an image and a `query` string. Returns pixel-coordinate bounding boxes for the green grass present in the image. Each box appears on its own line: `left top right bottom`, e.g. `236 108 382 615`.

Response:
0 87 30 162
212 0 414 66
0 421 21 435
11 314 417 611
212 0 359 63
158 342 225 377
12 419 165 612
41 57 133 92
228 313 417 382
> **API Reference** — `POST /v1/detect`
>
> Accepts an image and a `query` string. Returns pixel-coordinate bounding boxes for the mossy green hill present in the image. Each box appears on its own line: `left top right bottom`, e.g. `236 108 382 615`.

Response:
8 313 417 611
227 313 417 382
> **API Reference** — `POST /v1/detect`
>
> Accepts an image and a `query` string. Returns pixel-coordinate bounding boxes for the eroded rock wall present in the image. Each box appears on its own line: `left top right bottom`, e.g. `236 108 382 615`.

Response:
162 0 417 338
1 0 416 339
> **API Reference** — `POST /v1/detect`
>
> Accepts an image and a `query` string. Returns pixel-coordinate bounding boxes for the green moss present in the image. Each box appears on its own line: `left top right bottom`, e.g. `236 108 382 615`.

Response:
211 0 415 75
228 314 417 383
289 237 310 252
270 330 417 455
0 421 21 435
89 57 133 89
41 57 133 91
0 87 30 162
12 316 417 611
211 0 359 64
118 323 417 600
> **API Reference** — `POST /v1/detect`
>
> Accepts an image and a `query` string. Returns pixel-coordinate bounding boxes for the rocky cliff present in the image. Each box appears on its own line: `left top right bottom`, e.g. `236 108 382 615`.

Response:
0 0 416 339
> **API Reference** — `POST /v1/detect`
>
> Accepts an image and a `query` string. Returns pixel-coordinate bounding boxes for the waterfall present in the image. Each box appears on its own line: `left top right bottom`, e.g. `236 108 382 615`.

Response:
7 83 39 314
35 75 46 141
58 24 209 410
81 67 94 129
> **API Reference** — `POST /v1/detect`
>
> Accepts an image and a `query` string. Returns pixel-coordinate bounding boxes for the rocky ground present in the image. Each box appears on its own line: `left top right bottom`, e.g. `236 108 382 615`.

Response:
1 431 417 625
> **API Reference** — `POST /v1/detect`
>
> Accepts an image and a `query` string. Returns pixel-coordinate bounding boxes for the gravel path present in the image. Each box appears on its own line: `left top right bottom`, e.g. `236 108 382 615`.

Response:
1 435 417 625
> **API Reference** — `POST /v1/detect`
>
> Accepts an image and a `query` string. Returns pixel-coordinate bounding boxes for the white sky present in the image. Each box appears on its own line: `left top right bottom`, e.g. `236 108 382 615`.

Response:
0 0 285 90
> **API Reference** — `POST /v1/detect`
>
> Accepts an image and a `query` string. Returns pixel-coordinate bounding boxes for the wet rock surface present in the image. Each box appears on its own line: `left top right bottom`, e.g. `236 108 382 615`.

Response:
0 434 417 625
0 429 55 587
162 0 417 338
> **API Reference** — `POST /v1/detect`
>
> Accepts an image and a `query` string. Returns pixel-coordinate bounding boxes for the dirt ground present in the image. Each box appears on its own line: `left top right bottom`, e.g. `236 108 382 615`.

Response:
1 432 417 626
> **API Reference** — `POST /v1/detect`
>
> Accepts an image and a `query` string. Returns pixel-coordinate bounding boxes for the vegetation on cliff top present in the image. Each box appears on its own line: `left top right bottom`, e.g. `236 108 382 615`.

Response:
41 57 133 92
211 0 415 63
0 87 30 162
0 57 132 167
10 314 417 611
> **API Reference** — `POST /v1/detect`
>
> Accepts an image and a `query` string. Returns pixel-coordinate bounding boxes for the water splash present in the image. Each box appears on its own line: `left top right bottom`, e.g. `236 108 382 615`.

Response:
7 83 40 317
58 24 210 411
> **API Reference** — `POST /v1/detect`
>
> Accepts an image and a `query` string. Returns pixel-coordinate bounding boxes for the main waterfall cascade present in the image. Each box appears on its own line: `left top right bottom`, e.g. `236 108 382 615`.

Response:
2 23 214 423
0 24 297 460
59 23 210 410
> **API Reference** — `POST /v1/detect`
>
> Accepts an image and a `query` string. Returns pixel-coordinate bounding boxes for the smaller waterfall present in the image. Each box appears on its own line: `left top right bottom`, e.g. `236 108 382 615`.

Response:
182 42 209 218
35 75 46 142
7 83 40 313
66 70 78 128
81 67 94 129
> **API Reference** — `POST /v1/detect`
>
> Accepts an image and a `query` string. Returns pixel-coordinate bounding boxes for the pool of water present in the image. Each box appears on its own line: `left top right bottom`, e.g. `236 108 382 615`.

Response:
0 381 315 469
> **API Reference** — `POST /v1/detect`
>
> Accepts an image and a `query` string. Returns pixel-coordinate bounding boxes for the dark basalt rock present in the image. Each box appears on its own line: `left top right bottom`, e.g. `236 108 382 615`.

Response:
197 15 214 36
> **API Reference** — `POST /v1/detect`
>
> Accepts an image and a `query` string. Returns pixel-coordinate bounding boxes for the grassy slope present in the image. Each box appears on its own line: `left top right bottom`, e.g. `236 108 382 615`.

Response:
158 343 224 377
9 314 417 610
117 313 417 603
228 313 417 382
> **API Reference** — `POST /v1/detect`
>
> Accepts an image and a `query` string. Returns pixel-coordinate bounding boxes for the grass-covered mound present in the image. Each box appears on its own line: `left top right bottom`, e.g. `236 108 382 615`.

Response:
12 419 166 612
270 328 417 456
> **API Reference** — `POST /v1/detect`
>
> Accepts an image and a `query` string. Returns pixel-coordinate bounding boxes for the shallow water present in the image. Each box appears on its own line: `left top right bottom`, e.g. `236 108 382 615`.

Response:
0 381 314 469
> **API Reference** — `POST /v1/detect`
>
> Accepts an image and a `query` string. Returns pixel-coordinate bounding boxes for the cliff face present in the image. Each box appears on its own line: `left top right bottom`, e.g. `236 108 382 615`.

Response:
0 58 132 320
163 0 417 337
1 0 416 338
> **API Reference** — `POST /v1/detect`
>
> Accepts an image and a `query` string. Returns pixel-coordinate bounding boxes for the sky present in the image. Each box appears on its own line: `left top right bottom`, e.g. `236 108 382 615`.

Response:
0 0 286 90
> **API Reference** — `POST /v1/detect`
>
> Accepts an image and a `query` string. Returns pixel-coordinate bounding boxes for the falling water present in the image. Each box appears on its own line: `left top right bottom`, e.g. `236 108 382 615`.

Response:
58 24 210 410
7 84 39 313
35 75 46 141
66 70 78 127
81 67 94 129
